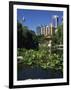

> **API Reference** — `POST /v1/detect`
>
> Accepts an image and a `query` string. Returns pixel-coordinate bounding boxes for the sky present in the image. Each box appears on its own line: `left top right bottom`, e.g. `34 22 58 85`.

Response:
17 9 63 32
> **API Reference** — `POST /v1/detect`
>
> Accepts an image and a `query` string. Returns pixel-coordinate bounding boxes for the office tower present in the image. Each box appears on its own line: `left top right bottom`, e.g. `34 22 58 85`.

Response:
41 25 48 36
43 25 46 36
49 23 55 35
36 24 55 36
48 26 51 35
41 25 45 35
52 15 59 32
36 26 41 35
45 25 49 36
41 25 43 35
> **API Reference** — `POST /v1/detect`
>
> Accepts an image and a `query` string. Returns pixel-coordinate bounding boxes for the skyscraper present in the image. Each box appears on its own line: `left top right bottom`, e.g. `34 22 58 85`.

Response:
41 25 46 35
45 25 49 36
36 26 41 35
36 24 54 36
52 15 59 32
49 23 55 35
41 25 49 36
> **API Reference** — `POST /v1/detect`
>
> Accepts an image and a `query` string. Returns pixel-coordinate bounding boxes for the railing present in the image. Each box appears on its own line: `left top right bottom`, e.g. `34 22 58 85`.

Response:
52 45 63 50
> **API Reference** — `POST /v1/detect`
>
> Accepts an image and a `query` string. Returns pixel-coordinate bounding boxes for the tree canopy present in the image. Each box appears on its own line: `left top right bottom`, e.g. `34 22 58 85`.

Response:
17 22 38 49
52 24 63 45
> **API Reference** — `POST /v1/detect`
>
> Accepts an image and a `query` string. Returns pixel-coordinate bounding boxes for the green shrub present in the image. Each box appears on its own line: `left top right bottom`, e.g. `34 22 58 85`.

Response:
17 48 63 72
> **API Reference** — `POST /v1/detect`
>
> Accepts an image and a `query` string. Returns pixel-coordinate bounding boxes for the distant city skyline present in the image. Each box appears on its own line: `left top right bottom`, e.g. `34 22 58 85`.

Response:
17 9 63 32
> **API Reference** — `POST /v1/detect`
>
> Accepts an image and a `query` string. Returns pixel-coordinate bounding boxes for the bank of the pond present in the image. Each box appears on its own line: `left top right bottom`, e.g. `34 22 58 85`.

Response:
17 64 63 80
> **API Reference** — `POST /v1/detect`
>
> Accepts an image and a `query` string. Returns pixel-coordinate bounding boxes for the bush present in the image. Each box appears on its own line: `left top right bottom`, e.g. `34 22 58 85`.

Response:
17 47 63 72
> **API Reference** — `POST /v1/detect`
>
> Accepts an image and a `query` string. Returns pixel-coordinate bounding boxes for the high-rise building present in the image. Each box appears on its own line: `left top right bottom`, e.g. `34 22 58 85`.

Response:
40 25 49 36
52 15 59 32
49 23 55 35
36 24 54 36
45 25 49 36
36 26 41 35
43 25 46 36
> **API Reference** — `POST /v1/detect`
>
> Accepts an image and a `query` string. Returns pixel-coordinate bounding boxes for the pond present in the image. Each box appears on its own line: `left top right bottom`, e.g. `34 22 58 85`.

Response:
17 64 63 80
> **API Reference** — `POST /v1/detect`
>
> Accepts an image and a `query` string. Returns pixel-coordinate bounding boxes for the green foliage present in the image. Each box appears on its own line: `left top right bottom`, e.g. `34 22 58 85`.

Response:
17 22 23 48
36 35 45 43
17 22 63 72
17 22 38 49
52 24 63 45
17 47 63 72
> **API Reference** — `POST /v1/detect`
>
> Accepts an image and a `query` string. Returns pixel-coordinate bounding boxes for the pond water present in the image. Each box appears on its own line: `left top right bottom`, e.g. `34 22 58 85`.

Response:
17 64 63 80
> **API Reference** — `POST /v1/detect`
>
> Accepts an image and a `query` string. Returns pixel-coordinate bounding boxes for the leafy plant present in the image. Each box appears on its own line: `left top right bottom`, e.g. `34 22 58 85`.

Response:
17 47 63 72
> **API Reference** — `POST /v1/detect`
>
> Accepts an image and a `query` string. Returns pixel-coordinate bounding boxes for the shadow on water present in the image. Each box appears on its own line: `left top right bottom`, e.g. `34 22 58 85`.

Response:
17 64 63 80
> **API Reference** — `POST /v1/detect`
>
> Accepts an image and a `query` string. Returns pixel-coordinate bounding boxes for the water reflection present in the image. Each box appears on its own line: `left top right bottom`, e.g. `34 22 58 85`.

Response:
17 64 63 80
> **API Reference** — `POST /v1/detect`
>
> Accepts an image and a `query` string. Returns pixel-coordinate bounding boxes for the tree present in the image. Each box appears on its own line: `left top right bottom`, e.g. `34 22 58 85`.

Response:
17 22 23 48
17 22 38 49
36 35 45 44
51 24 63 54
52 24 63 45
